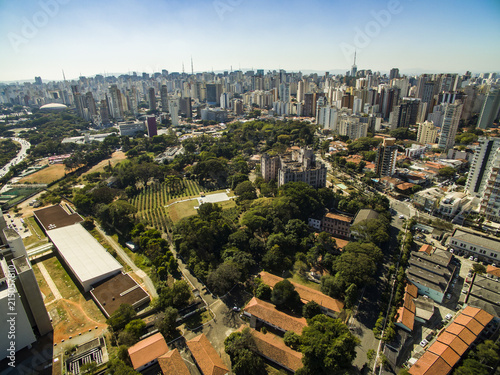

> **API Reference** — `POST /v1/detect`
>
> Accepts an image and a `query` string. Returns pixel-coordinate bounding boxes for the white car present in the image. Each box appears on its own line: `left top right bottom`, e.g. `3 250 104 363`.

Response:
445 313 453 320
420 339 428 347
399 215 405 219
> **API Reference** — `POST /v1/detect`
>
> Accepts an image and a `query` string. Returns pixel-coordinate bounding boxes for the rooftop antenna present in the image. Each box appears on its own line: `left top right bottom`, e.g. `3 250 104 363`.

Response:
62 69 66 82
182 62 185 74
354 50 357 66
191 56 194 75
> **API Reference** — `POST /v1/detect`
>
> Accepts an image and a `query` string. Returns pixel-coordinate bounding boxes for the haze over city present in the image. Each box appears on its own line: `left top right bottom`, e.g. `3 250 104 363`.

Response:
1 0 500 82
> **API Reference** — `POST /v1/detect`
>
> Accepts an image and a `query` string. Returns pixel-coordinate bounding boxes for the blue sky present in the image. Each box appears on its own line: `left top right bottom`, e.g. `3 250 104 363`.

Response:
0 0 499 81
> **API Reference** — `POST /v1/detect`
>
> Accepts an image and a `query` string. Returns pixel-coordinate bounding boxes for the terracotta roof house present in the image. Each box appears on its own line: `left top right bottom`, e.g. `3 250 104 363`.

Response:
244 297 307 334
128 332 169 371
395 282 418 332
249 329 303 373
158 349 190 375
409 307 494 375
486 265 500 278
186 334 229 375
259 272 344 316
418 244 433 255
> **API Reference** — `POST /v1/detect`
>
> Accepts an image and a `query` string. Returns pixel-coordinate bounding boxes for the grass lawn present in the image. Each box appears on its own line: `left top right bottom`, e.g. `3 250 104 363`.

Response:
81 151 126 176
110 233 154 275
167 196 236 224
167 199 198 223
19 164 66 184
32 262 55 304
291 273 322 291
42 256 80 300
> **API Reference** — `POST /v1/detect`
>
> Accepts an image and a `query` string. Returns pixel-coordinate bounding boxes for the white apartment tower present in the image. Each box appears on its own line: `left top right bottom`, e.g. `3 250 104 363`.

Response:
438 102 463 150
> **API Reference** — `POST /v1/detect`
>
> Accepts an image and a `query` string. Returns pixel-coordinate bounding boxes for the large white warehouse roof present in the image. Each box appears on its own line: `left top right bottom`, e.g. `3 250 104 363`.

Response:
47 224 122 292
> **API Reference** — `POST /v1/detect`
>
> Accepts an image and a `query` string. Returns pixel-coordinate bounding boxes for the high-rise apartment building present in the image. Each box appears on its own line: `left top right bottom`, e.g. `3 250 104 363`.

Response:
389 68 399 80
146 116 157 137
466 137 500 223
438 102 463 150
477 89 500 129
375 138 398 176
148 87 156 111
389 98 420 129
417 121 438 144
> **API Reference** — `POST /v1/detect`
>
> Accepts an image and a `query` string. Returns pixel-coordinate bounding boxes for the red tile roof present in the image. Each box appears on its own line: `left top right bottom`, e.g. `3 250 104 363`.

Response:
244 297 307 334
186 334 229 375
128 332 169 370
486 265 500 277
249 329 303 372
410 307 494 374
396 282 418 331
259 272 344 313
408 351 451 375
418 244 433 255
324 213 352 222
158 349 190 375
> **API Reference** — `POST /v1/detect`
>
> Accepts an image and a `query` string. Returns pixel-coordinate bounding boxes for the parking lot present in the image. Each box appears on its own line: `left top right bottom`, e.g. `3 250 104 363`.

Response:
2 212 32 238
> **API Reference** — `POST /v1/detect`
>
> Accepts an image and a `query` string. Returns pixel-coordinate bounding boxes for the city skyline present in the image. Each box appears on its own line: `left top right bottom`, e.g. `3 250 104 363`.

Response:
1 0 500 82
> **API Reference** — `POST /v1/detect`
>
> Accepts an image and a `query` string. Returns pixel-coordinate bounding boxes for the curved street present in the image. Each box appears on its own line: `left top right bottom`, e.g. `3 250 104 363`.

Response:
0 136 31 178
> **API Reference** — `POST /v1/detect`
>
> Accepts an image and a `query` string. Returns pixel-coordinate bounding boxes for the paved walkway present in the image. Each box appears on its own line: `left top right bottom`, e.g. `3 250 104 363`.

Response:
94 225 158 298
37 262 63 300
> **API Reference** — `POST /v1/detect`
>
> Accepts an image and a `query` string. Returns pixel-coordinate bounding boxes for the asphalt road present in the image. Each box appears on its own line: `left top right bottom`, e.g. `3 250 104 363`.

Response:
0 136 31 179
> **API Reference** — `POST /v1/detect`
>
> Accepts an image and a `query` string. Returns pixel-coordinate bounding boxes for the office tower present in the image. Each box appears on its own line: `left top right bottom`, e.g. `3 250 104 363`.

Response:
389 98 420 129
466 137 500 223
148 87 156 111
34 76 42 85
438 102 463 150
477 89 500 129
375 138 398 176
389 68 399 80
179 97 192 118
352 98 363 114
417 121 438 144
160 85 168 112
380 87 398 119
146 116 157 137
205 83 221 105
303 93 314 117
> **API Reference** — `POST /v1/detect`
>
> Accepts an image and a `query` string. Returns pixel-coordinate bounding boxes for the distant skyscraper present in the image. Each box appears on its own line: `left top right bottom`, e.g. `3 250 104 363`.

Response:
375 138 398 176
389 68 399 80
148 87 156 111
477 89 500 129
438 102 463 150
417 121 438 144
220 93 230 109
85 92 97 117
179 97 192 118
34 76 42 85
146 116 157 137
109 85 124 120
351 51 357 77
160 85 168 112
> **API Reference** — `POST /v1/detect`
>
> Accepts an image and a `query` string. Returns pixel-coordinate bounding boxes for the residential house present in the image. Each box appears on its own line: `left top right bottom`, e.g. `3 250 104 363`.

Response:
158 349 190 375
186 334 229 375
128 333 169 372
244 297 307 334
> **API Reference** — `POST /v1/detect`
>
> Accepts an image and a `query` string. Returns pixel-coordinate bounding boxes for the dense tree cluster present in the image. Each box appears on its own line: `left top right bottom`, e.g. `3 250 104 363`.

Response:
224 328 267 375
0 139 20 169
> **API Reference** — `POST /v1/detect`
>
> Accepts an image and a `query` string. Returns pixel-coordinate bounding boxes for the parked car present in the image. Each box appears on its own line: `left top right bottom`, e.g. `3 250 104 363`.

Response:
446 293 452 299
420 339 429 347
445 313 453 320
399 215 405 219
